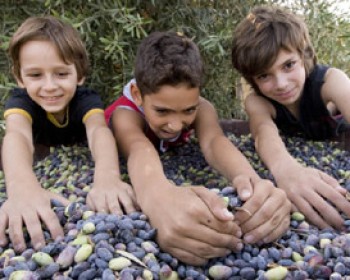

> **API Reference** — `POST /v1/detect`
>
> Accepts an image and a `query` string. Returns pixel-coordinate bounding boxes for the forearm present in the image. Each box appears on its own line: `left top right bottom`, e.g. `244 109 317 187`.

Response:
2 132 38 197
203 135 260 182
89 126 121 177
254 125 298 175
127 141 171 208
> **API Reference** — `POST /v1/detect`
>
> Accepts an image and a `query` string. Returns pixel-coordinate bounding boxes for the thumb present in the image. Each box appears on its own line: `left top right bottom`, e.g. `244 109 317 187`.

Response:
233 175 253 201
191 187 234 221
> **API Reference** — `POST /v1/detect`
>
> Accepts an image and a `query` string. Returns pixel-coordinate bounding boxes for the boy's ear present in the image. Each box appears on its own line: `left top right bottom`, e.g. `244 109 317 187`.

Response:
77 77 85 86
130 84 143 106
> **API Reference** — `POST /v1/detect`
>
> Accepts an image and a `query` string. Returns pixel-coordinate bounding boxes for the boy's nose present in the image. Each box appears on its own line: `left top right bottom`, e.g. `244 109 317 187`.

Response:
167 119 183 132
275 74 288 90
43 76 58 90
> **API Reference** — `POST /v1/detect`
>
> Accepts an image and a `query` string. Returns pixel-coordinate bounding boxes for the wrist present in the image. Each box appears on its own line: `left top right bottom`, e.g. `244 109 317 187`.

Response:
270 158 301 179
136 180 173 211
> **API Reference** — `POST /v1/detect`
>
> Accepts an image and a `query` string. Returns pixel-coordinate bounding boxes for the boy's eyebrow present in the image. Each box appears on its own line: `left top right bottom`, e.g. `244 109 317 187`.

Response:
152 103 199 111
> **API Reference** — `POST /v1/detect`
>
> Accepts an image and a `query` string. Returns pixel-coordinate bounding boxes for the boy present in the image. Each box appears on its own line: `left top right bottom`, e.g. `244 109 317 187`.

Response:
232 6 350 230
0 16 138 253
106 31 291 265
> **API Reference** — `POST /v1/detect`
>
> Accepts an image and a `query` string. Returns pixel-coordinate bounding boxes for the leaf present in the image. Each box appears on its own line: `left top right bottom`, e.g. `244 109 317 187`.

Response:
115 250 147 268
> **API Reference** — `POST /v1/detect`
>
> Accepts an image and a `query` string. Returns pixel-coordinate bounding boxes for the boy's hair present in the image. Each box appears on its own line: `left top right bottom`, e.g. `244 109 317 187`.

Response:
231 5 316 93
9 15 88 82
134 31 203 95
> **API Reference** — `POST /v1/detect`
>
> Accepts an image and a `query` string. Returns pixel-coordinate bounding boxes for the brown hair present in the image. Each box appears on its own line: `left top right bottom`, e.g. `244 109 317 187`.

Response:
134 31 203 95
231 5 316 93
9 15 88 82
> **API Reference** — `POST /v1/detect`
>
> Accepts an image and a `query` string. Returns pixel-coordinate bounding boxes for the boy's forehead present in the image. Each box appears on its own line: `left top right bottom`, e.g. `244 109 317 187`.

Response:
145 85 200 106
259 48 300 74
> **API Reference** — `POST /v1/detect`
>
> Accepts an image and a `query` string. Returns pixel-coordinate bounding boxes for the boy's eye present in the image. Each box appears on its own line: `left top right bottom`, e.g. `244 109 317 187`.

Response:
27 73 41 78
256 73 269 81
57 72 69 77
155 109 169 114
185 107 196 114
284 60 296 70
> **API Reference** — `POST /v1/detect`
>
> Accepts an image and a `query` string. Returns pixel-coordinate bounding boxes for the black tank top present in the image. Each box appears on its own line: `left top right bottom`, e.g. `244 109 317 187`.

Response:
268 64 337 140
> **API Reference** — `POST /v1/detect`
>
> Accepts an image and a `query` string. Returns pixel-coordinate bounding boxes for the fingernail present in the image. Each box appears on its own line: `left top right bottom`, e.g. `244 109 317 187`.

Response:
14 244 25 252
263 237 270 243
34 242 43 250
244 235 254 243
236 243 244 251
236 230 242 238
222 208 234 219
241 189 251 199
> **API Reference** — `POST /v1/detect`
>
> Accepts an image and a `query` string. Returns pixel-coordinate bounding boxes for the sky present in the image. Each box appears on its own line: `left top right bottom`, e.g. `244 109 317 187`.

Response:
329 0 350 15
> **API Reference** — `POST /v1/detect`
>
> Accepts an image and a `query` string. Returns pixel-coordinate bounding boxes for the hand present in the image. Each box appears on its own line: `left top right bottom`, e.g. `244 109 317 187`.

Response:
232 175 291 244
87 176 139 215
141 183 243 266
0 188 69 252
274 163 350 230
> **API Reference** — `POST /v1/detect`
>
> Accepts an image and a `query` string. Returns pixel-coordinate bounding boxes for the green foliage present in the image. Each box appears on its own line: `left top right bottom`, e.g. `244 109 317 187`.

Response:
0 0 350 125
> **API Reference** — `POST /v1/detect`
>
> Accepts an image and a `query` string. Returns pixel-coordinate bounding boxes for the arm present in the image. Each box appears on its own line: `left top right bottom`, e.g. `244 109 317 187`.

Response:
84 112 138 215
0 114 68 252
195 97 291 244
111 108 242 265
245 93 350 230
322 67 350 123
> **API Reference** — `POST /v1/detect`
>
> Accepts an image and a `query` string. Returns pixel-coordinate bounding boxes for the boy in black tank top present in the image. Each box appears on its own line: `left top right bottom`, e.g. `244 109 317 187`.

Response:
232 5 350 230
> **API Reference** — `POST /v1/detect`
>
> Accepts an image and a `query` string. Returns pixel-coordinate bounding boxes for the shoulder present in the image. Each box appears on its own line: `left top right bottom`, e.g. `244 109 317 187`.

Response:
324 67 348 81
4 88 38 116
198 96 214 108
321 66 350 102
7 87 31 100
245 93 276 118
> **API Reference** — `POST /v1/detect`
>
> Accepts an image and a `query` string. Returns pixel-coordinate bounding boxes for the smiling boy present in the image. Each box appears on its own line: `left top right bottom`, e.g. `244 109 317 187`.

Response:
232 5 350 230
0 15 138 252
106 31 291 265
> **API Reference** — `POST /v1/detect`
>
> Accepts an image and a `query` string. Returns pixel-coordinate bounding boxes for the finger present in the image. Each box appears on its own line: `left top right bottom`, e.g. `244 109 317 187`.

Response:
294 195 332 229
291 203 299 213
89 193 108 213
191 187 234 221
236 189 291 232
111 192 136 215
178 220 243 252
22 213 46 251
86 193 97 212
233 176 253 201
318 171 341 188
8 215 26 252
167 247 208 266
317 171 346 195
39 209 64 241
0 210 9 247
262 216 290 243
242 201 290 244
244 214 290 244
316 182 350 222
126 187 141 211
234 183 271 225
160 227 238 260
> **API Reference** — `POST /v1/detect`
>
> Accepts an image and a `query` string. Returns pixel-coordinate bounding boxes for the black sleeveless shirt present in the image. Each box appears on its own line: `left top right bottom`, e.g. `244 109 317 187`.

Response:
267 64 338 140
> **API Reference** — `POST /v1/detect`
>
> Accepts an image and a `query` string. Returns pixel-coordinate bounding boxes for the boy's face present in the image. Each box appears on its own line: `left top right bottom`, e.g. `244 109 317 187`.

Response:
133 84 200 140
252 49 306 111
16 40 84 121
